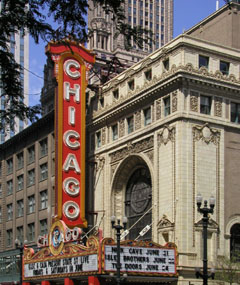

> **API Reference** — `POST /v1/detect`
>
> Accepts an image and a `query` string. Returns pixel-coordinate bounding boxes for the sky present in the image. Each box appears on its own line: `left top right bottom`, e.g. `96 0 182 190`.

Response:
28 0 225 107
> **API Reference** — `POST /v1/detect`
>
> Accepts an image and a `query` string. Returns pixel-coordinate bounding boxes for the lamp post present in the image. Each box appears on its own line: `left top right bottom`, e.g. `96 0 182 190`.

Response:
15 239 25 285
111 216 128 285
196 194 215 285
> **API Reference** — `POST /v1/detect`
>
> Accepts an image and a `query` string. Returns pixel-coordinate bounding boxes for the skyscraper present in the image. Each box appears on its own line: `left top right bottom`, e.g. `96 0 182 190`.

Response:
88 0 173 84
0 2 29 143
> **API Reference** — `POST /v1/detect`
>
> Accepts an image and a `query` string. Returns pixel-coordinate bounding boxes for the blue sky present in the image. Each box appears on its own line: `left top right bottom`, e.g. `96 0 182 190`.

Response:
28 0 225 106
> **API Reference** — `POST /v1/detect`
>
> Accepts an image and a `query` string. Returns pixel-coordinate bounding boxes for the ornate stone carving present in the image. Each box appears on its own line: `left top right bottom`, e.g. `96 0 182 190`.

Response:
214 97 222 117
135 110 141 130
145 150 154 163
95 155 105 172
157 214 174 229
119 119 125 138
190 91 198 112
156 99 161 120
102 127 106 145
192 123 220 145
172 91 178 113
158 125 175 146
110 136 154 163
195 218 219 231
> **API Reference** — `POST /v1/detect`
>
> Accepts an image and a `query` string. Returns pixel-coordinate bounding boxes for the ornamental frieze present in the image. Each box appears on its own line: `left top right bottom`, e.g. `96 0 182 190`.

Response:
110 136 154 164
190 91 198 112
158 125 176 146
172 91 178 113
192 123 220 145
157 214 174 230
214 97 222 117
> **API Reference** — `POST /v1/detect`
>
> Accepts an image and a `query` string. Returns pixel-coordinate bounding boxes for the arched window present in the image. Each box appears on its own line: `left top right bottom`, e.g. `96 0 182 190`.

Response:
125 167 152 240
230 223 240 260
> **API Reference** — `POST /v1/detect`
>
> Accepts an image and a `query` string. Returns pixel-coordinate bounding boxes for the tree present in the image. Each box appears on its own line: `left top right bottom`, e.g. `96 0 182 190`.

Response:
215 253 240 285
0 0 152 132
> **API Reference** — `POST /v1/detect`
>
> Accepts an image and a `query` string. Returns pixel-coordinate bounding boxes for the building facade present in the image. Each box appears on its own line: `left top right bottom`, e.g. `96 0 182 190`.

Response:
0 2 240 284
0 0 29 143
87 0 173 85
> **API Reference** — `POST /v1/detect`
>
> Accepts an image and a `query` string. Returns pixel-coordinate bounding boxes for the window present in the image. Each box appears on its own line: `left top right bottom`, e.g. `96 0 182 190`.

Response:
125 167 152 240
40 163 48 181
6 229 13 247
17 175 24 191
113 89 119 100
164 96 171 116
144 107 151 126
0 183 2 198
200 95 212 115
40 219 48 236
127 116 134 134
0 206 2 223
112 124 118 141
17 152 24 169
128 80 135 91
199 55 209 69
28 169 35 186
145 69 152 81
28 195 35 214
7 158 13 174
7 204 13 220
28 223 35 242
7 180 13 195
96 132 101 148
40 190 48 210
163 58 169 71
17 199 24 217
231 102 240 123
40 138 48 157
16 226 23 244
220 60 229 76
28 145 35 163
230 224 240 260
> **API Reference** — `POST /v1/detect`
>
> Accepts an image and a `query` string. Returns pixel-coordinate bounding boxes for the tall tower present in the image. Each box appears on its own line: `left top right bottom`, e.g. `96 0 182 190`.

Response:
88 0 173 84
0 3 29 143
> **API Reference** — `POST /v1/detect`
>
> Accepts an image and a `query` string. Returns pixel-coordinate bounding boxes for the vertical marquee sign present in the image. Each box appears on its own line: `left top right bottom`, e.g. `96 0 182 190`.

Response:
46 41 95 228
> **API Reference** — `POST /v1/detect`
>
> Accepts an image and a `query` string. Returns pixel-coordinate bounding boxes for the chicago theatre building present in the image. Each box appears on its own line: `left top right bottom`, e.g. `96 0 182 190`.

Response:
0 2 240 284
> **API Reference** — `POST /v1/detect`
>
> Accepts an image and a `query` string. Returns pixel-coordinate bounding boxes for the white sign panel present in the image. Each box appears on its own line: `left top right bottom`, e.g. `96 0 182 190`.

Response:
24 254 98 278
104 246 176 274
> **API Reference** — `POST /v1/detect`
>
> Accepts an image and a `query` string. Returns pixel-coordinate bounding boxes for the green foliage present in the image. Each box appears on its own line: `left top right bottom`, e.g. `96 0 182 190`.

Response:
0 0 152 134
215 253 240 285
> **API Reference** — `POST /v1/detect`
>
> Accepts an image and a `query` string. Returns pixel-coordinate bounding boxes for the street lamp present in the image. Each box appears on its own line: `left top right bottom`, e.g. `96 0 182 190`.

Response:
111 216 128 285
195 194 215 285
15 239 26 285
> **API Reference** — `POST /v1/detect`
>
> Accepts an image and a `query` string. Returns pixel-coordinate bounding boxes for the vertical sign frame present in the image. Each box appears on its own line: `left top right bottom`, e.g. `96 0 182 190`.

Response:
46 42 95 228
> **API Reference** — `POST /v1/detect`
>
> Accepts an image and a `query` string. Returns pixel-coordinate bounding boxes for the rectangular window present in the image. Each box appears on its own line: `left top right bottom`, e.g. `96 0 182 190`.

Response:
200 95 212 115
7 204 13 221
40 138 48 157
113 89 119 100
28 145 35 164
128 80 135 91
7 158 13 174
96 132 101 148
40 219 48 236
40 163 48 181
164 96 171 116
145 69 152 81
16 226 23 244
17 152 24 169
17 174 24 191
6 229 13 247
231 102 240 123
28 223 35 242
28 169 35 186
17 199 24 217
144 107 152 126
28 195 35 214
112 124 118 141
40 190 48 210
127 116 134 134
199 55 209 69
220 60 229 75
7 180 13 195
